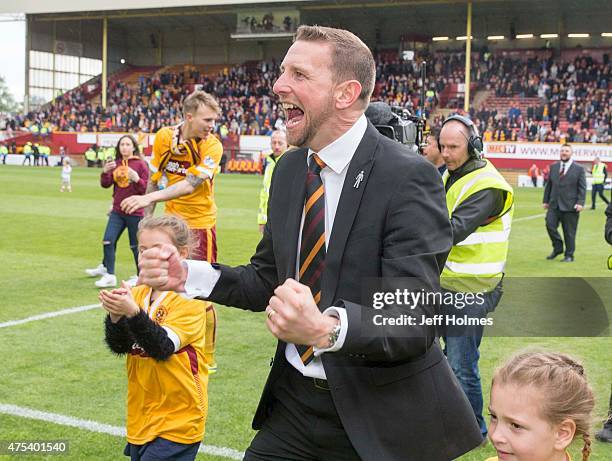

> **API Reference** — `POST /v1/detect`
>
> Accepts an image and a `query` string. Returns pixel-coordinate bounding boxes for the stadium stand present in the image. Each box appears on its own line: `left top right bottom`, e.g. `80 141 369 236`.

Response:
4 49 610 146
426 51 610 143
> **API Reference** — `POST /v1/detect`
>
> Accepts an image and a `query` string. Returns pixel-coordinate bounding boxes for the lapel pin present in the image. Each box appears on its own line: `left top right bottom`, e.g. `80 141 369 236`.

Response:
354 170 364 189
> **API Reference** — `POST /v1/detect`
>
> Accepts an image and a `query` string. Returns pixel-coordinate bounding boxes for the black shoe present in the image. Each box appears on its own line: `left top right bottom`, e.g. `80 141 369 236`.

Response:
546 251 563 260
561 256 574 262
596 425 612 443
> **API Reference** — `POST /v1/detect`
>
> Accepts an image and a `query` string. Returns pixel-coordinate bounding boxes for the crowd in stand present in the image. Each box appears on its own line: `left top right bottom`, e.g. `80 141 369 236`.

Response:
10 61 286 140
7 50 611 144
442 51 610 143
375 51 472 117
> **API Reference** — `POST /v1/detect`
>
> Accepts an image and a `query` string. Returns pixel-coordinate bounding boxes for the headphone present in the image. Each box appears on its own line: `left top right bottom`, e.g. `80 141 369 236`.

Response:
438 115 484 159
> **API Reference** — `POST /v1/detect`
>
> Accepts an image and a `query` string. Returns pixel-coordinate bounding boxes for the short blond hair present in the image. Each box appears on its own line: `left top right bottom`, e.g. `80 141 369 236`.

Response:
493 351 595 461
137 215 196 257
182 91 221 117
294 25 375 104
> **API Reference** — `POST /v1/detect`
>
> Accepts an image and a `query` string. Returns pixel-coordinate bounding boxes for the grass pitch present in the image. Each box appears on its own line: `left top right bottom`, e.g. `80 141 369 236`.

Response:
0 165 610 460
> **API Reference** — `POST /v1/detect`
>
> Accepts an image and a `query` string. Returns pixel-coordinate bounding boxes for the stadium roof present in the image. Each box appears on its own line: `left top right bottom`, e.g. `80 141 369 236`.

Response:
9 0 610 18
0 0 314 15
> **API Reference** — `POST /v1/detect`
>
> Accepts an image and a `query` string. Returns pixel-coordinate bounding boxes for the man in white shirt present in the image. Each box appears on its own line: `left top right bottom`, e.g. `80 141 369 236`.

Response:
543 143 587 262
137 25 481 461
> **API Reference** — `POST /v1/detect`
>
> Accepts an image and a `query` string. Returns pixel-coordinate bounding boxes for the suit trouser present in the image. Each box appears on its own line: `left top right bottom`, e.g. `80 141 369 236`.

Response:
605 385 612 427
591 184 610 209
244 365 361 461
546 207 579 257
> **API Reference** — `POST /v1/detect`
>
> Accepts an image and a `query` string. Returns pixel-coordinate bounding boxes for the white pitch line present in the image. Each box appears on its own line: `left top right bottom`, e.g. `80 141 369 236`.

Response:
514 213 546 222
0 403 245 460
0 304 101 329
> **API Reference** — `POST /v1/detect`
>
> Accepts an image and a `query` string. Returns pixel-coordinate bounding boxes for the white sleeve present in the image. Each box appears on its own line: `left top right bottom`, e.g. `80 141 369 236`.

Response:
313 306 348 356
162 326 181 352
180 260 221 299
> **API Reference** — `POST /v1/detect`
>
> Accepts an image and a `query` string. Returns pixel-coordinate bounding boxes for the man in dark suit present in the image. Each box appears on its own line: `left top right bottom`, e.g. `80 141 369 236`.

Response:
543 143 586 262
598 202 612 443
137 25 481 461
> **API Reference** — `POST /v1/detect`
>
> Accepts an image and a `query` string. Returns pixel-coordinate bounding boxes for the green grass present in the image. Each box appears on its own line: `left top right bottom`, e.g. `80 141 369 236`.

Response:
0 165 610 460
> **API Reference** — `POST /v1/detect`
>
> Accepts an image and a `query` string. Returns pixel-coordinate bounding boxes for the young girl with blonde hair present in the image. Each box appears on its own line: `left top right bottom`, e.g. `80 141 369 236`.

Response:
486 351 595 461
100 215 209 461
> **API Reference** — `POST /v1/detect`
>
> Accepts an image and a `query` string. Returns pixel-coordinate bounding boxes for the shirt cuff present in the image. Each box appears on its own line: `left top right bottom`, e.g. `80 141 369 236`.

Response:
162 326 181 352
313 306 348 356
181 260 221 299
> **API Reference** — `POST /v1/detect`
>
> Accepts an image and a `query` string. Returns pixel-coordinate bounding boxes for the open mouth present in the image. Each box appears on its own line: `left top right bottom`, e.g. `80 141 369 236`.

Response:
282 103 304 128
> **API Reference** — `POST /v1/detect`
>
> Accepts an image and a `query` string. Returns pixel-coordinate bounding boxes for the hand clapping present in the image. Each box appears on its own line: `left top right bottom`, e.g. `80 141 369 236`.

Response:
99 280 140 323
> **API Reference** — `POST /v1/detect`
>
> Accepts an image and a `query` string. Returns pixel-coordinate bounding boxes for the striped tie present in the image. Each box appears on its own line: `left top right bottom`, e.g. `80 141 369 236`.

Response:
296 153 326 365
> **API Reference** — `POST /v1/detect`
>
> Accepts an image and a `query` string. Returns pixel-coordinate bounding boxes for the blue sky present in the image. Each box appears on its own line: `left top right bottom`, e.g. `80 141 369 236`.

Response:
0 15 26 103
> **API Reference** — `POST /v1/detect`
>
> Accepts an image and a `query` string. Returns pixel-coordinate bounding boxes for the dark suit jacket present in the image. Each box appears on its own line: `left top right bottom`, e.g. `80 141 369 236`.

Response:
543 161 587 211
208 123 482 460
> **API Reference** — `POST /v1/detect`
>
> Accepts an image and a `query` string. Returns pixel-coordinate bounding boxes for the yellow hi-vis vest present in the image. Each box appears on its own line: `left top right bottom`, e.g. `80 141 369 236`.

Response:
441 160 514 293
85 149 97 161
258 153 283 225
592 163 605 185
104 148 115 161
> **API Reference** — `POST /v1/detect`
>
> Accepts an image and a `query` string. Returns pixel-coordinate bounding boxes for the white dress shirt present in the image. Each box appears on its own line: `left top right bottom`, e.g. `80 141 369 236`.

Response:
560 158 573 176
183 114 368 379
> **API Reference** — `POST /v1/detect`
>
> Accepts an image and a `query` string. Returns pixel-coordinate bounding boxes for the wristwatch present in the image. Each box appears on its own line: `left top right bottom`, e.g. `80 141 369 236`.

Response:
327 319 342 349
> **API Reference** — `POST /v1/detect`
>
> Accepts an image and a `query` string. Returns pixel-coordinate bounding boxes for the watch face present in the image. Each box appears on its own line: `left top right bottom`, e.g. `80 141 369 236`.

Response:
330 323 341 344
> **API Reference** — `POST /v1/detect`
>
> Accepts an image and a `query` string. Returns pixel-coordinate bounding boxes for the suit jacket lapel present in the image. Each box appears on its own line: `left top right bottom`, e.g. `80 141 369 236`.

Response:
321 123 379 308
283 149 308 280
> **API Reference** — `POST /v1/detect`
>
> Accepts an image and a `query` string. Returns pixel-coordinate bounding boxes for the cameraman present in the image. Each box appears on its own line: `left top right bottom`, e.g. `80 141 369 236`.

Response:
421 127 446 175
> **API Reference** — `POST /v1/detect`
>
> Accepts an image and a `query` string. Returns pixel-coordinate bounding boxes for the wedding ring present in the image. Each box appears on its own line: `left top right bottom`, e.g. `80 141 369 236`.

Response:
267 309 276 319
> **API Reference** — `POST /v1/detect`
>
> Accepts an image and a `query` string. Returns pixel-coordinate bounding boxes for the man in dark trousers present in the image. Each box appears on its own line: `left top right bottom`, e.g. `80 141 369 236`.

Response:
137 25 481 461
543 143 586 262
599 201 612 443
607 200 612 245
590 157 609 210
438 115 514 442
